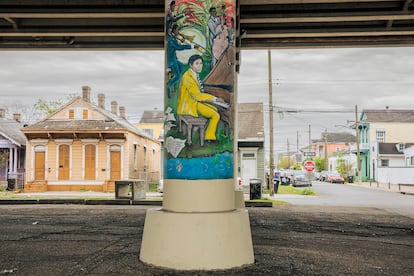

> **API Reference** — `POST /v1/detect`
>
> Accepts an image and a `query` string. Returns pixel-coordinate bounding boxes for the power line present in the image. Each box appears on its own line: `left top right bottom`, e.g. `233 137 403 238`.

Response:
262 105 354 114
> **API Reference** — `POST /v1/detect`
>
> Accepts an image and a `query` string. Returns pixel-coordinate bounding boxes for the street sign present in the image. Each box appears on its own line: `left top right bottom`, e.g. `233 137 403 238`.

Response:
304 152 316 156
303 161 315 172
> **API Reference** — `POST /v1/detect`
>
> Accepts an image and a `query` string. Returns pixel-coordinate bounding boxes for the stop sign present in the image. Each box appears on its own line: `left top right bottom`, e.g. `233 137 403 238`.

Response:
304 161 315 172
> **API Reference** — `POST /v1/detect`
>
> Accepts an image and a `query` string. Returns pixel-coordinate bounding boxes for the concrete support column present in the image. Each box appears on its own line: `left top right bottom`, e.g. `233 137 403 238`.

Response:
140 0 254 270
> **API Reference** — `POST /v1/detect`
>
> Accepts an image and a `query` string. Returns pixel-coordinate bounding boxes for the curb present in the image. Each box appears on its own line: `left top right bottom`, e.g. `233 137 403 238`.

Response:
0 199 271 207
0 199 162 206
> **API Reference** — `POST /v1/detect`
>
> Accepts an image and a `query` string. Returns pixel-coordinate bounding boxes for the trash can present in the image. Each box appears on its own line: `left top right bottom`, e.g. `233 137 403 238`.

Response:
249 178 262 200
7 179 15 191
273 179 279 194
347 176 353 183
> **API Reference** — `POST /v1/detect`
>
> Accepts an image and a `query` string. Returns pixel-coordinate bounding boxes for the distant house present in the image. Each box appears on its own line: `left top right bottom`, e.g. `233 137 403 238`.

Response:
312 132 356 158
0 110 26 190
237 103 265 187
310 132 356 174
22 86 161 192
135 110 164 140
373 142 414 186
357 108 414 181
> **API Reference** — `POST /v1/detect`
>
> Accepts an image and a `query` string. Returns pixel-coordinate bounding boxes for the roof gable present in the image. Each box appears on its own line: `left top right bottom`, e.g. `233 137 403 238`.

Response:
378 142 414 155
0 119 26 146
49 97 106 121
22 95 151 139
238 102 264 140
362 109 414 123
139 110 164 124
314 132 356 143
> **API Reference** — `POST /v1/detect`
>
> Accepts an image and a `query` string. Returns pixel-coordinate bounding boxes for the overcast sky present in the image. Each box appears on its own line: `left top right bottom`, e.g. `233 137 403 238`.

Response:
1 47 414 153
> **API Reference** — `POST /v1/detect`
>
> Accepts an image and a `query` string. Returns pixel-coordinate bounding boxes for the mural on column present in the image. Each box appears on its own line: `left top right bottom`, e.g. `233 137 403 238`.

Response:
164 0 236 180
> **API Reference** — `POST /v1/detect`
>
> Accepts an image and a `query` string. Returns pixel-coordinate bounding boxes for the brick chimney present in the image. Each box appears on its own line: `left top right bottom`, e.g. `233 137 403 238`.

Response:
111 101 118 115
98 93 105 109
0 108 5 119
119 106 126 119
13 113 21 122
82 86 91 103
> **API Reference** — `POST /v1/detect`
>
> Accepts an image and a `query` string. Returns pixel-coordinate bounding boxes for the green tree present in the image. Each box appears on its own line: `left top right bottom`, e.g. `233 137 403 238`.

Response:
34 98 64 117
336 154 353 178
314 157 325 172
277 156 297 169
33 94 77 119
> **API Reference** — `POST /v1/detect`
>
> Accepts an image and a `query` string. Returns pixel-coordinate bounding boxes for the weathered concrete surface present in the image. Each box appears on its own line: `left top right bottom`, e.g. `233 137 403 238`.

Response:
0 204 413 275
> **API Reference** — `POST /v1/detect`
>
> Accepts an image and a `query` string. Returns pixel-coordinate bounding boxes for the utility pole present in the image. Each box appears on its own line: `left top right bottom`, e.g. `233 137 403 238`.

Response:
268 49 274 195
355 105 361 183
308 124 311 154
296 131 299 153
287 139 290 169
324 129 328 170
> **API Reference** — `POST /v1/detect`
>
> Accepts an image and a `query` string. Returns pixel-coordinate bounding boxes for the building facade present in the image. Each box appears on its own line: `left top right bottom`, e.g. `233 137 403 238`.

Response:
0 110 26 190
237 103 265 188
135 110 164 140
357 109 414 182
22 86 161 192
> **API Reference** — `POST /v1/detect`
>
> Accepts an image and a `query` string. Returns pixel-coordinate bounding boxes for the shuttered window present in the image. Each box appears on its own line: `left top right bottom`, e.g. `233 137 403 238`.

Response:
58 144 70 180
84 144 96 180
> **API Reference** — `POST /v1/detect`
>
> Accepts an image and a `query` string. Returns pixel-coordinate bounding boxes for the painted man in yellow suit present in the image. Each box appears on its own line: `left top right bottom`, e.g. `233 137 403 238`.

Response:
177 54 226 143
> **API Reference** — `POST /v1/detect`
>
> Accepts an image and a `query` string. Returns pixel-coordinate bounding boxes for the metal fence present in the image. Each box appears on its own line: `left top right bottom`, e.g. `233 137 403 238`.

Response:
137 171 160 184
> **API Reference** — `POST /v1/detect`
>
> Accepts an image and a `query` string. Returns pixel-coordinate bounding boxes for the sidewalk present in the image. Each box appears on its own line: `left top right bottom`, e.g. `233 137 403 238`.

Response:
348 181 414 194
0 190 164 206
0 190 163 199
0 191 275 207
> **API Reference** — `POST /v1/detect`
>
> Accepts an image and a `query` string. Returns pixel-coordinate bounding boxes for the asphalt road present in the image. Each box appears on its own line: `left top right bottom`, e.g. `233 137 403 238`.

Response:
1 203 413 275
273 182 414 218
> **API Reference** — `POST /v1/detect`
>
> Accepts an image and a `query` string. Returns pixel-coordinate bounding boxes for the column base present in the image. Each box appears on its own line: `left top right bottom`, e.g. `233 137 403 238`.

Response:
140 208 254 270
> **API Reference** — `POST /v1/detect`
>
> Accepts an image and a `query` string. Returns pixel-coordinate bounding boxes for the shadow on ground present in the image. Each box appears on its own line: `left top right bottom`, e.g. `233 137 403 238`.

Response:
0 204 413 275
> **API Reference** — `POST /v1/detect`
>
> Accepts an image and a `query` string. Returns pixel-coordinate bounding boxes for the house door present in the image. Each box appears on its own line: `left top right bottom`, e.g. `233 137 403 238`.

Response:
110 150 121 180
84 144 96 180
58 144 70 180
241 151 257 183
34 151 45 180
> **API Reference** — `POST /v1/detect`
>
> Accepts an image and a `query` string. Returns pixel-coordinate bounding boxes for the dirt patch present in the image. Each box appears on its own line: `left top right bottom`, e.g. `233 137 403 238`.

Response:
0 205 413 275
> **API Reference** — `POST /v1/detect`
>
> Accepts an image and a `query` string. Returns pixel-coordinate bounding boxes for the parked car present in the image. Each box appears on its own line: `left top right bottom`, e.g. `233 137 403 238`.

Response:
327 173 345 184
279 171 290 185
291 171 312 187
319 170 329 181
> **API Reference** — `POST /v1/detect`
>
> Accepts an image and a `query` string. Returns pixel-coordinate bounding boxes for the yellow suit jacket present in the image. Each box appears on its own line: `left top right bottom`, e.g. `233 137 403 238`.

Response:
177 69 217 116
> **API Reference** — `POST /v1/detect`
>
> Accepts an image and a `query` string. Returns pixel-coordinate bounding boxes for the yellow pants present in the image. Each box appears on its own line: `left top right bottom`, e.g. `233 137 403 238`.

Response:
197 103 220 140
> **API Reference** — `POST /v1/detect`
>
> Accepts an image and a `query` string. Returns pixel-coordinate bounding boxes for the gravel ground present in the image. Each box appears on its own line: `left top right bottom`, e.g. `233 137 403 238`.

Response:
0 204 413 275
